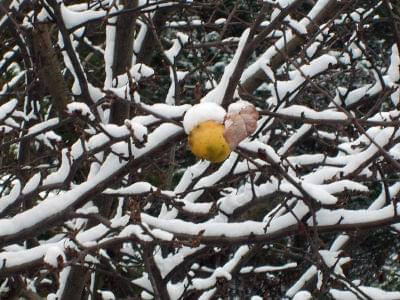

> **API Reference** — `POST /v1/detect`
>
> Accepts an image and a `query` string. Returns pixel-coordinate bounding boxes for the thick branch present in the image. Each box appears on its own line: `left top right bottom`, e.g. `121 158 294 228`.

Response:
31 23 70 118
153 214 400 246
221 0 303 107
0 129 185 248
46 0 91 105
240 0 340 95
109 0 138 125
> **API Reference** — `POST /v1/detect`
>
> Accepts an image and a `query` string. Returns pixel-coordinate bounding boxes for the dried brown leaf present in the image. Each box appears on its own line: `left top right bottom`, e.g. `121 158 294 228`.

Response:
224 104 259 149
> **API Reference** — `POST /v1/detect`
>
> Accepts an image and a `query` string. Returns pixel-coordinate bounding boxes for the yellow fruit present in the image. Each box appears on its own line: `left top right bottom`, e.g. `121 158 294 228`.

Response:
188 120 231 163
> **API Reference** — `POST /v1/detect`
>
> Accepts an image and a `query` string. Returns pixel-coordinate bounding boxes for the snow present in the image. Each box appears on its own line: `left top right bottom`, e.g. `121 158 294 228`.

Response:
330 286 400 300
0 246 43 269
107 85 130 100
214 18 226 25
0 180 21 213
67 102 95 120
0 124 183 238
103 182 154 195
144 215 263 237
341 127 395 175
44 246 65 267
293 291 312 300
287 153 324 166
164 32 189 64
0 242 68 272
278 0 296 9
287 182 400 295
143 201 308 239
167 281 186 300
110 215 129 228
132 273 153 293
119 225 150 242
2 0 400 298
192 247 246 290
286 17 307 35
302 182 338 205
240 140 281 163
150 228 173 241
0 125 12 134
193 267 232 290
155 247 203 281
319 250 350 276
97 290 116 300
166 19 203 27
141 290 154 299
274 55 337 99
182 102 226 133
0 71 25 97
173 160 209 194
286 266 317 297
100 124 130 138
4 116 19 128
133 20 148 59
218 180 277 215
27 118 59 136
278 124 312 155
104 10 116 89
240 262 297 273
22 172 41 194
160 153 249 220
388 45 400 82
43 149 71 185
76 223 109 245
141 103 190 120
388 45 400 105
88 83 105 103
70 139 85 158
0 46 18 70
0 98 18 121
342 85 370 106
330 235 350 252
306 41 320 58
202 28 250 104
57 31 84 97
313 203 400 227
125 121 148 141
241 0 334 83
321 180 368 194
278 105 347 121
60 4 107 30
131 63 154 81
165 69 188 105
88 133 110 151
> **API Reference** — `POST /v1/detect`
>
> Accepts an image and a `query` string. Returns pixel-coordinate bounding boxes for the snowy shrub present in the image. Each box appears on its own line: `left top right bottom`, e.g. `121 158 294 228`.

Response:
0 0 400 298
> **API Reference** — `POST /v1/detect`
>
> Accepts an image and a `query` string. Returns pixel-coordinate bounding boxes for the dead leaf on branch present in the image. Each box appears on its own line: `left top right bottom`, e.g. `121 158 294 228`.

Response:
224 103 259 149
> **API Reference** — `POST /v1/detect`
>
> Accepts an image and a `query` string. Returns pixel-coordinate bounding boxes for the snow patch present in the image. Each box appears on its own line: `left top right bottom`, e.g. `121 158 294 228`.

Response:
183 102 226 133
